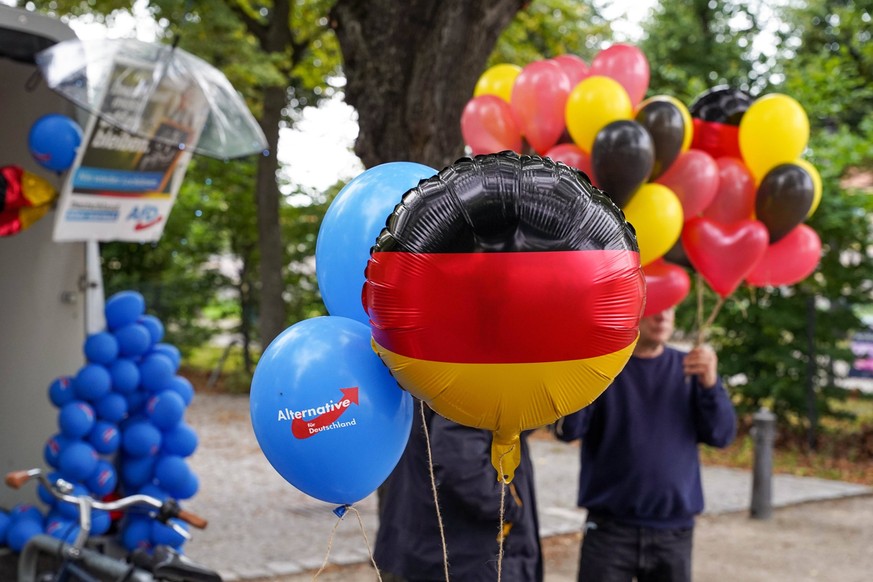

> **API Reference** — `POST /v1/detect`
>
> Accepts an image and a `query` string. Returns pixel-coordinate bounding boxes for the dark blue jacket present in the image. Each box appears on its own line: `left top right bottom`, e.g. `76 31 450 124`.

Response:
556 346 736 529
375 402 543 581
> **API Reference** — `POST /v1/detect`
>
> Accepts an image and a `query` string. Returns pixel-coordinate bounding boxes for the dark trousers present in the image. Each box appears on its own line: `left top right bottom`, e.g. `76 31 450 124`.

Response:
577 515 693 582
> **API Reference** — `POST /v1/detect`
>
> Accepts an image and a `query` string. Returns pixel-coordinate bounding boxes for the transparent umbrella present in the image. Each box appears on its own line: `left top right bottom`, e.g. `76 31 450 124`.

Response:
35 37 268 160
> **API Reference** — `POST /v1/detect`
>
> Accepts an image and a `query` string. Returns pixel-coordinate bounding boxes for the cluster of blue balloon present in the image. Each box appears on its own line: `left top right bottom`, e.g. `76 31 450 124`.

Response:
0 291 199 553
28 113 83 173
250 162 437 507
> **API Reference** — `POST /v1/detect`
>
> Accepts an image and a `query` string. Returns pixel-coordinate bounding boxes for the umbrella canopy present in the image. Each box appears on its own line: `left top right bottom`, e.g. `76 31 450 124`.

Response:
36 37 268 160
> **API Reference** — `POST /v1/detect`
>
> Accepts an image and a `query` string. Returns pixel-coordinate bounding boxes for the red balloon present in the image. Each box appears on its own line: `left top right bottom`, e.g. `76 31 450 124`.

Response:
703 157 756 223
544 143 594 182
681 217 769 298
510 60 572 155
643 259 691 316
461 95 522 155
691 119 743 160
655 150 719 220
746 224 821 287
551 54 589 87
590 44 650 106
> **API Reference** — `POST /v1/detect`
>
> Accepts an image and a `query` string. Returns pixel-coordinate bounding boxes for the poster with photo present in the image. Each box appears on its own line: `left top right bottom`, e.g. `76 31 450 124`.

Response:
53 59 208 242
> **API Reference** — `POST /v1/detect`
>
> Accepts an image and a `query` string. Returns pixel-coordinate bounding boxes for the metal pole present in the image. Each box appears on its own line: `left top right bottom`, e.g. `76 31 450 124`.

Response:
750 406 776 520
806 295 818 450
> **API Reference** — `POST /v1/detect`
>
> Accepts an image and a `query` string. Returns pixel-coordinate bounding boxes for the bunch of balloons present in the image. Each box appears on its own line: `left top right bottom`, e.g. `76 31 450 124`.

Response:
463 46 822 314
0 165 58 237
250 163 427 506
0 290 200 553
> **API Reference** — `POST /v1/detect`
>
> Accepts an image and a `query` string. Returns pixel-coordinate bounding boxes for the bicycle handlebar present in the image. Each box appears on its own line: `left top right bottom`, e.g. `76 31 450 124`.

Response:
5 468 209 530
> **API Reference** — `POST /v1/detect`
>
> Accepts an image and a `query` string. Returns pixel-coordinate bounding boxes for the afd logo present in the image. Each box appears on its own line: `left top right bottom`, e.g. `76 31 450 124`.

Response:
126 205 164 231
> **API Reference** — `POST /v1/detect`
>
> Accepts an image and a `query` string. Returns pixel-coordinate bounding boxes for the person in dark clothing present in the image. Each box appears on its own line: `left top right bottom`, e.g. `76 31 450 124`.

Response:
374 401 543 582
555 306 736 582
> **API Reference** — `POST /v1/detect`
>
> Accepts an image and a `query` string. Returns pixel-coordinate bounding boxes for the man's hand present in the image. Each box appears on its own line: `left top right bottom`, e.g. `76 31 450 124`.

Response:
684 345 718 388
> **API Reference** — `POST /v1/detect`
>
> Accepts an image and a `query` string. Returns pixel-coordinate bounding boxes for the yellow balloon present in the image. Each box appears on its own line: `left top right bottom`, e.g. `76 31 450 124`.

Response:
565 76 632 153
19 203 50 231
623 183 683 266
794 158 822 217
21 170 57 206
474 63 522 103
739 93 810 181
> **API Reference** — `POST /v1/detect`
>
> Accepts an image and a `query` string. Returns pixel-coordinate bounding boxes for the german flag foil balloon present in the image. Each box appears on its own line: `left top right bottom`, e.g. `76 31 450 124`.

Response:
0 165 57 237
364 152 644 482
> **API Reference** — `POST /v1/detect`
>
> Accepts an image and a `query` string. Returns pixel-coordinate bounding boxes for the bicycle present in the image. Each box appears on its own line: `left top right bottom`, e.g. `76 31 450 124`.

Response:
5 468 221 582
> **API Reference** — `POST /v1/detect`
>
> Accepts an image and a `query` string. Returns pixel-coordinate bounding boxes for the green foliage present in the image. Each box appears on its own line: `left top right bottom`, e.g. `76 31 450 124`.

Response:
491 0 611 65
640 0 763 102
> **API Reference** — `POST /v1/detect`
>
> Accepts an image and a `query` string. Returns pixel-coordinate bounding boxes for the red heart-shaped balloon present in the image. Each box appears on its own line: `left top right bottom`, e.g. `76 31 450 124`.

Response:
681 217 769 298
746 224 821 287
642 259 691 316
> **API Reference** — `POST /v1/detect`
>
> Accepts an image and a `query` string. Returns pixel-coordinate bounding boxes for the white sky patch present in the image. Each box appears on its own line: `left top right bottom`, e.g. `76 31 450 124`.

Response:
277 97 363 201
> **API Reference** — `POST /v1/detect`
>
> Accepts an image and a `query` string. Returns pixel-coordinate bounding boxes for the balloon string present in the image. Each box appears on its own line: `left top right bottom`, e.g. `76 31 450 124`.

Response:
312 512 343 579
694 273 726 346
347 505 383 582
496 445 515 582
420 400 450 582
312 506 383 581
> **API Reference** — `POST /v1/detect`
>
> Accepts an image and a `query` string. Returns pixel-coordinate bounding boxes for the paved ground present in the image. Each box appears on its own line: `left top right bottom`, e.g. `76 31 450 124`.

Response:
182 394 872 581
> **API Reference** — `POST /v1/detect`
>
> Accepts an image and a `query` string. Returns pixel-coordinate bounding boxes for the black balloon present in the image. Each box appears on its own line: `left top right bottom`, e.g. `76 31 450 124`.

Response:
689 86 753 125
591 120 655 208
373 151 638 254
755 163 814 243
635 99 685 180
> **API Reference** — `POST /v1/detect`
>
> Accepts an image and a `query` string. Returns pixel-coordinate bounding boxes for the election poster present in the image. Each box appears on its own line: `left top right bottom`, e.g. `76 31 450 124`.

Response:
53 60 208 242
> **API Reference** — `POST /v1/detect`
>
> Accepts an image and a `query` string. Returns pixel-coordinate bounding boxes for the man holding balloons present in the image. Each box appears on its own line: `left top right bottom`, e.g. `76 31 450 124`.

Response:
555 307 736 582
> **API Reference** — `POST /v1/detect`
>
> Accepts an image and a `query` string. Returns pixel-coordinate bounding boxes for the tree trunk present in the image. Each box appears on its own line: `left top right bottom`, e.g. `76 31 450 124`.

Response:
331 0 528 170
255 84 288 347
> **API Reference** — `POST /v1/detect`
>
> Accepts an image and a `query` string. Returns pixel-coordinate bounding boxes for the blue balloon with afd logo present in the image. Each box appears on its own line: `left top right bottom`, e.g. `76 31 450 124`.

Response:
250 316 413 505
315 162 437 325
28 114 82 173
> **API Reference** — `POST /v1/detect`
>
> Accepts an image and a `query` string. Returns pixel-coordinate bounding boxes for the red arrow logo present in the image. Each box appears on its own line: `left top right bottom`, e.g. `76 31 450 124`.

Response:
134 216 163 231
291 387 359 439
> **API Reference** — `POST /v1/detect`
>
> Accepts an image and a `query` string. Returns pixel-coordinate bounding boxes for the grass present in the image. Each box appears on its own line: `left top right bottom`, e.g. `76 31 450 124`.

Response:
700 392 873 485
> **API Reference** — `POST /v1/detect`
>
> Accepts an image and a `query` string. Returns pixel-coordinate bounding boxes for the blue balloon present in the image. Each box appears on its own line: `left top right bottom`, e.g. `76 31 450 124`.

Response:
139 353 175 392
315 162 437 324
138 314 165 344
105 291 146 330
84 332 119 365
122 421 162 458
154 455 191 495
95 392 128 424
43 433 72 469
48 376 75 408
58 401 96 438
166 375 194 406
147 390 185 430
0 511 10 543
109 358 141 393
28 114 82 172
89 420 121 454
120 455 155 489
114 323 152 357
150 343 181 370
7 518 43 552
73 363 112 401
250 316 413 505
58 442 98 483
162 423 198 457
46 516 81 542
86 460 118 497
